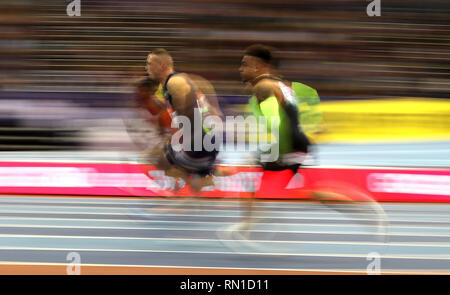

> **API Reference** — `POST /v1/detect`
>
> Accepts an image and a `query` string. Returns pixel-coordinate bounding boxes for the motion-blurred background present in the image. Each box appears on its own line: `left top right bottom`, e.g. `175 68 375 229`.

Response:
0 0 449 157
0 1 449 275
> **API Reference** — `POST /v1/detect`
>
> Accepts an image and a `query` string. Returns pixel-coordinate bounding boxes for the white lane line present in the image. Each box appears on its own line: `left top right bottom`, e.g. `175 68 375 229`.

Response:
1 196 448 211
1 204 448 219
0 217 442 230
1 199 449 216
0 205 446 225
0 223 448 238
0 216 446 235
0 246 449 261
0 234 448 247
0 199 448 214
0 209 449 223
0 216 448 231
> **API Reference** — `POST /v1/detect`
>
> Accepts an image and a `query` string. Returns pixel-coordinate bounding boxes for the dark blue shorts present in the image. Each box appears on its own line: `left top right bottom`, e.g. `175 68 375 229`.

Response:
163 142 218 176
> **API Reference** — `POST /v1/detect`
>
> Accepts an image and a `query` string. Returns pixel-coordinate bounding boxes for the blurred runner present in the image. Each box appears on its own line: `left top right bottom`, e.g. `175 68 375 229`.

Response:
122 77 188 196
227 44 314 234
130 77 174 157
240 44 313 198
221 44 388 246
145 48 225 192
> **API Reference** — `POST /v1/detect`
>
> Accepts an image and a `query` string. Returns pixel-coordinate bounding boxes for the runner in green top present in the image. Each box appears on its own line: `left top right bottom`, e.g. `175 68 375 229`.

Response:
220 45 388 247
220 44 316 241
240 44 313 172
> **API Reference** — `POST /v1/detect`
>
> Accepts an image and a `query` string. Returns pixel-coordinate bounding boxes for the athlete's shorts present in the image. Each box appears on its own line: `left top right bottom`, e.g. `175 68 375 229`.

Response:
163 141 218 176
256 152 308 198
257 169 297 198
261 151 307 172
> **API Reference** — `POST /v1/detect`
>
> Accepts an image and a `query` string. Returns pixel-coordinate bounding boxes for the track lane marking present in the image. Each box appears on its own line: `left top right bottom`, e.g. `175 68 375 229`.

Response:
0 247 449 260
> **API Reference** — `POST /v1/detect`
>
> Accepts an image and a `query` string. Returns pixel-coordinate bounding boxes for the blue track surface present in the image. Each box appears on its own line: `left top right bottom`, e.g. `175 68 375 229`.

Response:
0 141 448 273
0 196 448 273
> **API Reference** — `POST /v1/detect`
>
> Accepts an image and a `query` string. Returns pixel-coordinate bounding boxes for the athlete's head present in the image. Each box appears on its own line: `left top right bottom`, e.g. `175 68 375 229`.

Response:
138 77 159 95
239 44 278 83
146 48 174 81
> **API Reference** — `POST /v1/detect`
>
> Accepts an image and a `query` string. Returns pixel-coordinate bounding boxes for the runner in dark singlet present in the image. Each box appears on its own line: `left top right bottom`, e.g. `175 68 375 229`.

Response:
145 48 224 191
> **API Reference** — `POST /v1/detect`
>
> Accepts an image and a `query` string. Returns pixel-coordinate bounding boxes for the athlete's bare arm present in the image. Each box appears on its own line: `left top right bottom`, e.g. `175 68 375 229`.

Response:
166 75 197 122
253 79 285 106
166 75 191 112
187 73 223 118
166 73 223 121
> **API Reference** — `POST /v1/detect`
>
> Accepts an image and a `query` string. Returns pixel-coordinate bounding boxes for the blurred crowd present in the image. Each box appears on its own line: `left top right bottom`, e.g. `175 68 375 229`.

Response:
0 0 448 151
1 0 449 99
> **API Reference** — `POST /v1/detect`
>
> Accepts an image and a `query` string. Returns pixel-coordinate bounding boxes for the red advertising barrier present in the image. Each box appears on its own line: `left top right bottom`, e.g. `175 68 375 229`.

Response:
0 161 449 202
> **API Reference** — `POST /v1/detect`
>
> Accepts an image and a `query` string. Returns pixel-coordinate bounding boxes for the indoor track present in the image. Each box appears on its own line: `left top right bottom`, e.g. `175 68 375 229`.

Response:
0 141 448 274
0 195 448 274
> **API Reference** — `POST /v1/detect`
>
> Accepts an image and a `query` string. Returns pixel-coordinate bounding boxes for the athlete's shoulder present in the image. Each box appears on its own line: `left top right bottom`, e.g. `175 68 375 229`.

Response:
166 73 191 93
167 73 187 85
253 79 277 102
254 75 285 92
186 73 216 95
253 78 275 89
185 73 205 83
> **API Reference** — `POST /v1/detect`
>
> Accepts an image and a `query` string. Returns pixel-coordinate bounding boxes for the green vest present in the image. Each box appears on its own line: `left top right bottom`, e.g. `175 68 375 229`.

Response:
249 95 292 155
291 82 322 135
248 82 322 156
